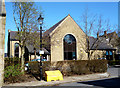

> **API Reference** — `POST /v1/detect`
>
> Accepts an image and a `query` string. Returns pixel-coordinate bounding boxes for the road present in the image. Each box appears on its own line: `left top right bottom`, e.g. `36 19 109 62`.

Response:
58 66 120 87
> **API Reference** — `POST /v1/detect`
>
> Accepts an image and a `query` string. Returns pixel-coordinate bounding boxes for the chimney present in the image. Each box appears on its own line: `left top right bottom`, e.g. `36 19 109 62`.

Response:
104 31 107 38
97 32 99 39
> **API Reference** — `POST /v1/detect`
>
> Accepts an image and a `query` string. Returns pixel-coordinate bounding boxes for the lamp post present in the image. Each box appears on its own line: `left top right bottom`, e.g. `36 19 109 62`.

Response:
38 14 44 81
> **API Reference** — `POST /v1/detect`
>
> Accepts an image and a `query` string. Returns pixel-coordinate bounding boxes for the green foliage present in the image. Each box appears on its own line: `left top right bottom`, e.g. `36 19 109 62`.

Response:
108 60 120 66
4 57 21 67
12 2 43 73
4 64 23 79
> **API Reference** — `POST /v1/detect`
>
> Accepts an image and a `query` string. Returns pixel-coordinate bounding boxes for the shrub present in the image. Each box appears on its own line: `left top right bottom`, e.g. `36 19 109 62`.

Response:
108 60 120 66
28 60 108 77
28 61 39 73
5 57 21 67
71 60 90 75
88 59 107 73
28 61 51 76
4 64 23 82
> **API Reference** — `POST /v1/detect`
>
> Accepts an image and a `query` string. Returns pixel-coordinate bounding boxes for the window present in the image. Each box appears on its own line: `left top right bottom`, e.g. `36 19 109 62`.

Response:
109 51 112 55
64 34 76 60
106 51 109 55
106 51 112 55
14 43 19 57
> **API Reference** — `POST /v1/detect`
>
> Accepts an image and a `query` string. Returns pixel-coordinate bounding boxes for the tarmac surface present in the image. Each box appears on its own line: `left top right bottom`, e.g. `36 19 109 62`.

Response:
58 66 120 87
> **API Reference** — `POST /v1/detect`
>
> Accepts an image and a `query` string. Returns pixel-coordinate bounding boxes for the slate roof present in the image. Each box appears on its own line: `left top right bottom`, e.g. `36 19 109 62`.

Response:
26 43 50 54
9 31 50 54
89 36 116 50
9 31 19 41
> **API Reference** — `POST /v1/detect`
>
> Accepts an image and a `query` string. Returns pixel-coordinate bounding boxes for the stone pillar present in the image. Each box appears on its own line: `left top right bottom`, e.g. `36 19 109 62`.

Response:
113 50 115 61
0 0 6 87
47 55 49 61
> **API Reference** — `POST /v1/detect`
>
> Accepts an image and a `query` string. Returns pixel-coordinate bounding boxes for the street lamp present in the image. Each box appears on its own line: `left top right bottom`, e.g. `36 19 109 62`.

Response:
38 14 44 81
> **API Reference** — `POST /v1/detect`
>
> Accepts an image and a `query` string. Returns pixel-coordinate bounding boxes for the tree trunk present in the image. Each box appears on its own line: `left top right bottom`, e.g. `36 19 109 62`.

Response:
34 49 36 59
87 37 90 60
0 0 6 86
88 50 90 60
21 46 25 74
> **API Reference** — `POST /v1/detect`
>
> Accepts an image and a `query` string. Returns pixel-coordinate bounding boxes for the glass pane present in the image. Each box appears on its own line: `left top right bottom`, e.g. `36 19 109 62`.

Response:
64 34 76 60
72 52 75 57
106 51 108 55
109 51 112 55
15 43 19 57
64 34 76 44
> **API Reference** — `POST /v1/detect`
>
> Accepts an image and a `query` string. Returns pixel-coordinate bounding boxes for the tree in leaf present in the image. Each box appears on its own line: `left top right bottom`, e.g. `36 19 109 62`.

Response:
12 2 42 73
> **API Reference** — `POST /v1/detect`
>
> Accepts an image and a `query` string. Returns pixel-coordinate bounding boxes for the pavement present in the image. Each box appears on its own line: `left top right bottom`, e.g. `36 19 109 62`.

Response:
3 72 109 86
107 66 120 78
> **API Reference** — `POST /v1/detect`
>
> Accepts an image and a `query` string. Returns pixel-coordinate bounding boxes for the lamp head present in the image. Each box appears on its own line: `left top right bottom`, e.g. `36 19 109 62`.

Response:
38 14 44 25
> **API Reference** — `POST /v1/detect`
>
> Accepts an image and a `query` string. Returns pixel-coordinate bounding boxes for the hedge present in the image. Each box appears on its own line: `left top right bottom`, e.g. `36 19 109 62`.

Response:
108 60 120 66
28 59 107 77
5 57 21 67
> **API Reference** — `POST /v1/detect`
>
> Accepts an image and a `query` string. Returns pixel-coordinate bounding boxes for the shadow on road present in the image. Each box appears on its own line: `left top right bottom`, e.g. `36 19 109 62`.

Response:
78 77 120 88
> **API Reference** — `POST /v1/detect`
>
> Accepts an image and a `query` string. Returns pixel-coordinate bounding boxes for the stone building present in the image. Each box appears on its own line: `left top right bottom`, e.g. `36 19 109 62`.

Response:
0 0 6 86
7 14 116 61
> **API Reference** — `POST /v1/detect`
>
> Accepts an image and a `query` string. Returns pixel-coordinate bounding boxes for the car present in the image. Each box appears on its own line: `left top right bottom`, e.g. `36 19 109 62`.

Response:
25 58 47 71
98 57 106 60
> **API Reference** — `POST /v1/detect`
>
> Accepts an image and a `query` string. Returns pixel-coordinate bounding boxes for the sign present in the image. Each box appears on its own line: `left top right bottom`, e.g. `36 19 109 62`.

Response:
39 50 44 54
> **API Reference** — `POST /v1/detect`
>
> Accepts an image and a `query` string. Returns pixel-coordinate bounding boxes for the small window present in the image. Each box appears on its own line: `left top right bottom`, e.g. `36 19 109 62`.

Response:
109 51 112 55
14 43 19 57
106 51 109 55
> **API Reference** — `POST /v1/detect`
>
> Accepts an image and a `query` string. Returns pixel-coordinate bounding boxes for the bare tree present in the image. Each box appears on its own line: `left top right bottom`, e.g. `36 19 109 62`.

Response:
80 8 96 60
12 2 41 72
80 8 113 60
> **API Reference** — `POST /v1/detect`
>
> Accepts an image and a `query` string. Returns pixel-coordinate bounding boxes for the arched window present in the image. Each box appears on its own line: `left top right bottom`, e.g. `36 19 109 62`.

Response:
14 43 19 57
64 34 76 60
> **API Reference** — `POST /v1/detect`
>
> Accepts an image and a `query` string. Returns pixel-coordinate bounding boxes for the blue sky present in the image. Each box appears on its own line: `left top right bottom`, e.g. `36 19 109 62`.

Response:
5 2 118 53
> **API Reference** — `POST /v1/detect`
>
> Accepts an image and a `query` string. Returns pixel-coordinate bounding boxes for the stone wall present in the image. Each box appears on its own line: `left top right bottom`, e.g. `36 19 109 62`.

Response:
90 50 106 60
50 15 88 61
9 41 21 58
0 0 6 86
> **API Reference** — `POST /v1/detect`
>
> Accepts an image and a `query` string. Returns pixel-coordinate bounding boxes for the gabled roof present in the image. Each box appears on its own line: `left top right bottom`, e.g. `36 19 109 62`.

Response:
43 15 68 37
43 14 85 37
